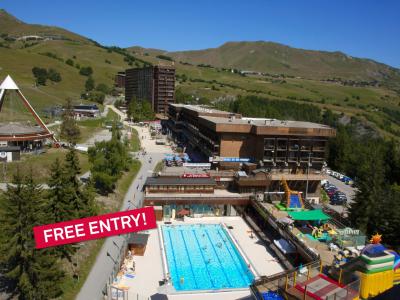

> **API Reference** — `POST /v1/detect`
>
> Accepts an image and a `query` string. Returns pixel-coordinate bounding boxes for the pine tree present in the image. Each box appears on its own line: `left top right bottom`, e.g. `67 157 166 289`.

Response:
64 148 97 218
60 98 80 145
46 158 75 223
0 170 64 299
45 158 78 260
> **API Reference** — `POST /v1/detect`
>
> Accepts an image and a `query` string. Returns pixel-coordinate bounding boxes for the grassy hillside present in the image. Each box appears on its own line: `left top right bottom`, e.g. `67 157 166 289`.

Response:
167 41 400 89
1 9 400 139
0 10 135 121
0 9 89 43
129 48 400 138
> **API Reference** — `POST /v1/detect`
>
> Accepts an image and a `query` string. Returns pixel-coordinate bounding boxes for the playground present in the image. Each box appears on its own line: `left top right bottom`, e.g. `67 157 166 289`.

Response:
253 233 400 300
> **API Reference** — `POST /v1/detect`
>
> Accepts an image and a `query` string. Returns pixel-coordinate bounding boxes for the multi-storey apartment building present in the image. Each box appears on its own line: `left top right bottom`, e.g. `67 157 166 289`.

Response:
125 66 175 113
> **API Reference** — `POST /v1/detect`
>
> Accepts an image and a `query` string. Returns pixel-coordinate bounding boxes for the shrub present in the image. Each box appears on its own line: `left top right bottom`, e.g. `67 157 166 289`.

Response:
47 68 62 82
156 54 174 61
79 66 93 76
88 91 105 104
65 58 74 66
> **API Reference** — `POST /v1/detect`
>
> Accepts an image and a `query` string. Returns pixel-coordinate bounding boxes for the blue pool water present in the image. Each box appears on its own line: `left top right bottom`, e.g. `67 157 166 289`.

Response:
161 224 255 291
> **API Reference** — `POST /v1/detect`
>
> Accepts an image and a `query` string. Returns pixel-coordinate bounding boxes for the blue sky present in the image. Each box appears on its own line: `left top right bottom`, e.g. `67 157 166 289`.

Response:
2 0 400 67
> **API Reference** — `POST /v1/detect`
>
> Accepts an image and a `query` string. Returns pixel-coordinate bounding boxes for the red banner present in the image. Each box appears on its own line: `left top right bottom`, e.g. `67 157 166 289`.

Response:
33 207 157 249
181 173 210 178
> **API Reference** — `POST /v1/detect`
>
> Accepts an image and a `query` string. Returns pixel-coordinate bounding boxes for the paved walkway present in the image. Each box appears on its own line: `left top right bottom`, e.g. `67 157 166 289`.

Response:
77 107 172 300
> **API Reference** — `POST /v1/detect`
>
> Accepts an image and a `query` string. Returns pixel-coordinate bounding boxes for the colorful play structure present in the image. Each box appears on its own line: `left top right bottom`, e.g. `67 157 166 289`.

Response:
253 260 360 300
276 178 304 210
332 233 400 299
253 233 400 300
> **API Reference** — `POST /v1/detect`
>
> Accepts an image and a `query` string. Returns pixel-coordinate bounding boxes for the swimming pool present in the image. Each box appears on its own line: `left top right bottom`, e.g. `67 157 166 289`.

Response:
161 224 255 291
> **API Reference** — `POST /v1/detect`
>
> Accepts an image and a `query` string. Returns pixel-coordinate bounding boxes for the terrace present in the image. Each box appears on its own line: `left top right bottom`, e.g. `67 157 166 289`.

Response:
109 217 285 300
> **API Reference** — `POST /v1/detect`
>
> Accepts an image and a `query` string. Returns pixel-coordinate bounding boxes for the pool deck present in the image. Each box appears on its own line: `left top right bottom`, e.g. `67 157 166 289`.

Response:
116 216 284 299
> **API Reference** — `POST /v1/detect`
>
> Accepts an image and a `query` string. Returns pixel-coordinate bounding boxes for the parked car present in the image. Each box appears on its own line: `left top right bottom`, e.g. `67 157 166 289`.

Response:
324 183 337 192
327 189 338 198
343 176 354 185
330 191 347 205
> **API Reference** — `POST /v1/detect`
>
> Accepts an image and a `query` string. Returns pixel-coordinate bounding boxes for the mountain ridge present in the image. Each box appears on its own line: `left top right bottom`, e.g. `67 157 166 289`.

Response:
0 9 91 43
162 41 400 88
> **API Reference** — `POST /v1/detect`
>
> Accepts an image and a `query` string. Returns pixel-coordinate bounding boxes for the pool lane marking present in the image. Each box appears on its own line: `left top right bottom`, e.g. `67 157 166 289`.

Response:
205 229 233 288
216 228 249 284
166 230 181 289
179 229 199 289
192 229 216 289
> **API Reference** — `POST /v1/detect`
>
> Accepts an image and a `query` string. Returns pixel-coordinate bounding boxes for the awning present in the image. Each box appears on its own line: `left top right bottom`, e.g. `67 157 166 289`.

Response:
128 233 149 245
288 209 330 221
274 238 296 254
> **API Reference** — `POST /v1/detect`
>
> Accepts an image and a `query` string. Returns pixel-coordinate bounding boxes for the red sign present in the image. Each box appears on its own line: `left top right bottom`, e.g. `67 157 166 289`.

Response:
181 173 210 178
33 207 157 249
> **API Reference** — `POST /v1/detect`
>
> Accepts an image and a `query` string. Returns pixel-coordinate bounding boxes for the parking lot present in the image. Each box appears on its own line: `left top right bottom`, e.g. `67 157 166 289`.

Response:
324 174 357 215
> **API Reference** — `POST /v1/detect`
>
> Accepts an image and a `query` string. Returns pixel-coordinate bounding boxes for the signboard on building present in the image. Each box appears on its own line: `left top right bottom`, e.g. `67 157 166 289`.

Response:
181 173 210 178
183 163 211 169
209 156 251 163
337 227 360 235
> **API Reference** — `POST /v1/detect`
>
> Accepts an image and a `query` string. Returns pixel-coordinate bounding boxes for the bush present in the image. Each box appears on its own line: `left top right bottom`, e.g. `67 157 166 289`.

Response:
156 54 174 61
88 91 105 104
47 68 62 82
79 66 93 76
96 83 110 94
66 58 74 66
88 128 131 195
92 171 115 194
85 76 95 91
32 67 48 86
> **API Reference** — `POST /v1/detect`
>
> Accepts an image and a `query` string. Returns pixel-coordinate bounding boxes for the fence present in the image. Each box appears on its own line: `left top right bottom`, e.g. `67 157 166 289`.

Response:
250 198 320 262
252 260 360 300
104 234 134 300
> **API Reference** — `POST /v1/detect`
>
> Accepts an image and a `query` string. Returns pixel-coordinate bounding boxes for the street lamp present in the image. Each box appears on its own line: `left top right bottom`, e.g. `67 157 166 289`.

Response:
305 152 312 201
113 240 120 250
106 251 117 264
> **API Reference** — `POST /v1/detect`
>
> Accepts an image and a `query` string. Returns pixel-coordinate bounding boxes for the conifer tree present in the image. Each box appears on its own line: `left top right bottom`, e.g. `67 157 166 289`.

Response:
46 158 75 222
45 158 77 260
64 148 97 218
60 98 80 145
0 170 64 299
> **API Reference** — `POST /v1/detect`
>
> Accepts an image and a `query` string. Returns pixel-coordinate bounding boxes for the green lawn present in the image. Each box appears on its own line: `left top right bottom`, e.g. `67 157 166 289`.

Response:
77 109 120 143
3 148 89 183
153 161 164 174
129 127 140 152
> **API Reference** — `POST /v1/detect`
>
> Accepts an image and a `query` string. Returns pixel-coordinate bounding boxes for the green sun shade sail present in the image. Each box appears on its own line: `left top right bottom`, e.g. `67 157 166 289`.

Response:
288 210 330 221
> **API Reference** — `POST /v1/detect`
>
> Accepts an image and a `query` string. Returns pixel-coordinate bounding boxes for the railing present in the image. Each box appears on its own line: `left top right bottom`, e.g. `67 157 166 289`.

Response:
250 198 320 262
104 234 134 299
252 260 359 300
252 260 321 287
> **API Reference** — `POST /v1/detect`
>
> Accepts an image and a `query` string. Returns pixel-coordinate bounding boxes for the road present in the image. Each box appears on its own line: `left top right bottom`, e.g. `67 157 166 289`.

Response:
77 107 171 300
325 174 356 215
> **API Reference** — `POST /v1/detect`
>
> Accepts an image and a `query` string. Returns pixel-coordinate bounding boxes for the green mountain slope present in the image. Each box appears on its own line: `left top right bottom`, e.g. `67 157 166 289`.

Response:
0 9 89 43
129 47 400 138
0 10 135 120
168 41 400 88
1 9 400 139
